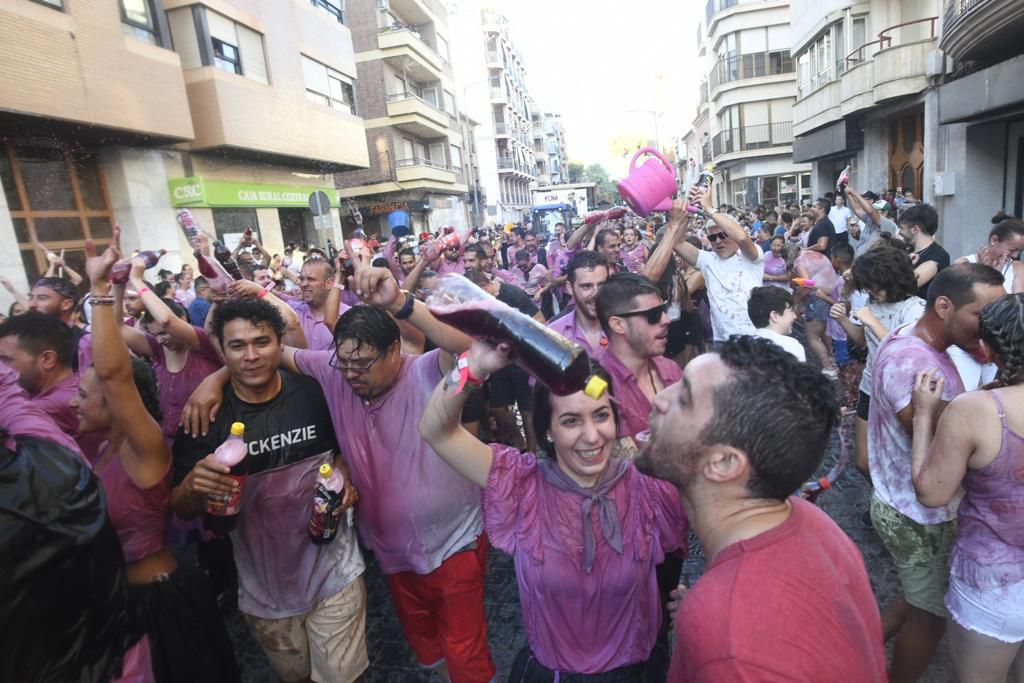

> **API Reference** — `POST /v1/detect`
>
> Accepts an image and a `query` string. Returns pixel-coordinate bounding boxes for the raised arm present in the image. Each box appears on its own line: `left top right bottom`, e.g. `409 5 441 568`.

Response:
419 340 510 487
84 230 169 489
346 240 472 374
402 253 433 294
226 279 307 349
128 258 200 348
0 276 29 312
645 202 688 280
845 186 881 226
692 187 760 261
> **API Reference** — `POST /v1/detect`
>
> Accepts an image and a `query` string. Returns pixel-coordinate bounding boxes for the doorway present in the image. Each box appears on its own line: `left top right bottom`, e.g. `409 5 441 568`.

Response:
278 208 314 250
888 109 924 198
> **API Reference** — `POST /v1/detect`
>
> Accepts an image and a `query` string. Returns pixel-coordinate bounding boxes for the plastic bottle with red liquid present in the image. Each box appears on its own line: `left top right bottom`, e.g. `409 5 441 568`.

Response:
427 274 608 398
204 422 249 536
687 164 715 214
422 225 472 262
213 241 244 280
835 166 851 194
583 206 628 225
110 249 166 284
308 462 348 545
341 228 367 281
176 209 234 292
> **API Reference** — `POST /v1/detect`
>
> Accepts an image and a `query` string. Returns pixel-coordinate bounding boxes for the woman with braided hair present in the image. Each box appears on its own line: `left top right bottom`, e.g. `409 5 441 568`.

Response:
910 292 1024 682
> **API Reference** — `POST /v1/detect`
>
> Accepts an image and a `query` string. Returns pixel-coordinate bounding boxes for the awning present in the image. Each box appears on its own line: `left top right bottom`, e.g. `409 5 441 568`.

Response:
938 54 1024 124
792 120 863 163
168 176 339 208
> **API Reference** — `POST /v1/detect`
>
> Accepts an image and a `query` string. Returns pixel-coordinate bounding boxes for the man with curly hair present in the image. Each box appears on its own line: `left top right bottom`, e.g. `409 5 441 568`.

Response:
869 263 1005 682
637 336 886 681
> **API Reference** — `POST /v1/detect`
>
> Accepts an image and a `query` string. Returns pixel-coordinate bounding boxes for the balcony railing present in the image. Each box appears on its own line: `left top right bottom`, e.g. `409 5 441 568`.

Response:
396 157 452 171
845 17 937 69
945 0 986 28
497 157 535 175
711 122 793 157
490 87 507 102
709 50 794 92
494 122 508 135
386 92 453 118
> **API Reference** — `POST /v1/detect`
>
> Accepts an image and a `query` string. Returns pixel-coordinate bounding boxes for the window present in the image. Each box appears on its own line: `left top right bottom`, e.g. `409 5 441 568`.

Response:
428 142 446 167
443 91 456 115
212 208 260 244
302 55 356 115
212 38 242 74
30 0 63 9
436 35 449 62
206 10 268 83
309 0 344 24
796 29 835 97
120 0 159 44
450 145 462 170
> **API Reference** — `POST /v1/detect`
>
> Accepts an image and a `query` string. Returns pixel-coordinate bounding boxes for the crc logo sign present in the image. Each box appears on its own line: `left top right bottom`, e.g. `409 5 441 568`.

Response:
173 183 203 201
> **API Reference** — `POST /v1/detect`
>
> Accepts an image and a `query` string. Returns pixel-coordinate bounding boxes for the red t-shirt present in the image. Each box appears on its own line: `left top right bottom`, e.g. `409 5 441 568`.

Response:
669 497 886 682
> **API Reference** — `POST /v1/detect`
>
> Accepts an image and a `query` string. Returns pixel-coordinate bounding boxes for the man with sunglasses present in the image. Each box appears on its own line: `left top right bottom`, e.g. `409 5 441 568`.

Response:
673 190 765 343
434 239 466 276
595 271 683 676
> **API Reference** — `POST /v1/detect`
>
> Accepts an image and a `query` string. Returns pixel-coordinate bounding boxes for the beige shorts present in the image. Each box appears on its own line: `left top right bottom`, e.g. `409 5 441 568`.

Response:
244 576 368 683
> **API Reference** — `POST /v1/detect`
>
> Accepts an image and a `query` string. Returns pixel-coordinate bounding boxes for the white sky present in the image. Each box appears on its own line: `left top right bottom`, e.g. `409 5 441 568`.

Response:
483 0 705 175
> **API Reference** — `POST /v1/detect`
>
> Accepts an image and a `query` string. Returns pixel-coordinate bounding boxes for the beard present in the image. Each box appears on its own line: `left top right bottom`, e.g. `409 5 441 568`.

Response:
635 428 703 490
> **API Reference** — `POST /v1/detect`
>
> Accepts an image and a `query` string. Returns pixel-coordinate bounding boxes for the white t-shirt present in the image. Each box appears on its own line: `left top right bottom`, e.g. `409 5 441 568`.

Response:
697 248 766 341
754 328 807 362
828 205 854 235
851 295 927 395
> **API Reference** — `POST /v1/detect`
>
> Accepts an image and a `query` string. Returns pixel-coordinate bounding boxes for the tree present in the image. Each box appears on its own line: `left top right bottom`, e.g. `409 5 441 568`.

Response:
582 164 618 205
567 162 584 183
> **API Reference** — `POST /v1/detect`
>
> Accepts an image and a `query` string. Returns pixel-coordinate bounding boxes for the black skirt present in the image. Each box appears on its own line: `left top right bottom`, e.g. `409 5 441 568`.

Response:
127 565 240 683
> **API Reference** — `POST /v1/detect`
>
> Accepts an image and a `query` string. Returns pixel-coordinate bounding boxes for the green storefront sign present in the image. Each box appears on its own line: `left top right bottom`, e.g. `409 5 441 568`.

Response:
168 176 339 208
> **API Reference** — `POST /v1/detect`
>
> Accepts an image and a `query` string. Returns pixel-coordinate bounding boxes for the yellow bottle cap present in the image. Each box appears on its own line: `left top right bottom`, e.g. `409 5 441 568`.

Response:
230 422 245 437
319 463 333 477
584 375 608 400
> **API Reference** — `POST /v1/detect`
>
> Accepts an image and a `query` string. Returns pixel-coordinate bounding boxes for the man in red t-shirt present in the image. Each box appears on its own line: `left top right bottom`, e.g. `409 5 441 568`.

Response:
637 336 887 681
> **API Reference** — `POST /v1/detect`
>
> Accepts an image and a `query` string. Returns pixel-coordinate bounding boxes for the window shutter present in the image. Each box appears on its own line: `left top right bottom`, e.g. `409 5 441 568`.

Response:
237 25 268 84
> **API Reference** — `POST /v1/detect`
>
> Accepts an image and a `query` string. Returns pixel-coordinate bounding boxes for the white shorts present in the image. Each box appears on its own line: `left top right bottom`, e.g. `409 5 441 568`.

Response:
946 574 1024 644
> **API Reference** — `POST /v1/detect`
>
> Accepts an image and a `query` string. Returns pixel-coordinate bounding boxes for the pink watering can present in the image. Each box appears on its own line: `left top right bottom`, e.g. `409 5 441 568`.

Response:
616 147 677 217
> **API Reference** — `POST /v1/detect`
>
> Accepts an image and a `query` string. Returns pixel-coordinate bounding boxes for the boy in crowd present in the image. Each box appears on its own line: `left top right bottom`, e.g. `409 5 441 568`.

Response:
748 286 806 361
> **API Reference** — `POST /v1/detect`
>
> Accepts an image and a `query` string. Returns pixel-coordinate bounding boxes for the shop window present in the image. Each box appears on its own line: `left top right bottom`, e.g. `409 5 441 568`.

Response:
2 144 113 282
212 208 260 246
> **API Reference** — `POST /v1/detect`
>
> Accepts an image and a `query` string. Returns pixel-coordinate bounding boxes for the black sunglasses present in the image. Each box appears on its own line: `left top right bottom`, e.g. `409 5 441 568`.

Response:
612 301 669 325
706 231 728 242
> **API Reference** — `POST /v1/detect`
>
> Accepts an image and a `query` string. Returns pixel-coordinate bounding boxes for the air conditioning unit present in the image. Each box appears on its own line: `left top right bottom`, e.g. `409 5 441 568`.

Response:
934 171 956 196
377 0 389 9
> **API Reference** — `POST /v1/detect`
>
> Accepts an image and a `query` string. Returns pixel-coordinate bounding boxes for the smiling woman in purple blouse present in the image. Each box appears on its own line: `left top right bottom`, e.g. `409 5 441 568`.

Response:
419 340 686 682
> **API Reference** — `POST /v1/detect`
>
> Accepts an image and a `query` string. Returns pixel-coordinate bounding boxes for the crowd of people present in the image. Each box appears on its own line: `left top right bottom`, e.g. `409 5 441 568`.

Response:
1 177 1023 683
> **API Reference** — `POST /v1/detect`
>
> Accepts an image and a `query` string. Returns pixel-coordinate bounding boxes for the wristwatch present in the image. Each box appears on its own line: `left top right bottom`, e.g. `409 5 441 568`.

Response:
392 290 415 320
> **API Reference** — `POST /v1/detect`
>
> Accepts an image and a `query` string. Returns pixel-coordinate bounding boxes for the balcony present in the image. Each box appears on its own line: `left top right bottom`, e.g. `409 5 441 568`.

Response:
874 33 936 104
378 27 443 81
490 87 508 103
709 50 794 97
793 80 841 138
395 157 459 185
485 49 504 69
497 157 536 178
183 67 367 169
386 93 451 137
711 122 793 160
839 61 874 117
494 122 509 138
942 0 1024 65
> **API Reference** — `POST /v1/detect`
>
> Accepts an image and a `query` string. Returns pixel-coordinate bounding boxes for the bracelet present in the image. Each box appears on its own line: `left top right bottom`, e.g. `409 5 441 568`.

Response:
257 284 273 299
392 291 415 320
445 352 486 395
90 294 116 306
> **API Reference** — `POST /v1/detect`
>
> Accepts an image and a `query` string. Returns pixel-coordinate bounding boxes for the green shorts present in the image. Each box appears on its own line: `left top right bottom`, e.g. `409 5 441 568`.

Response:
870 497 955 617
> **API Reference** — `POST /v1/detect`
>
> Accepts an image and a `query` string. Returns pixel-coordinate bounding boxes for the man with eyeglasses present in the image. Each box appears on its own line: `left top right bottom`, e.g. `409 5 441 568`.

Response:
171 298 367 683
672 190 765 343
434 231 466 276
594 271 683 676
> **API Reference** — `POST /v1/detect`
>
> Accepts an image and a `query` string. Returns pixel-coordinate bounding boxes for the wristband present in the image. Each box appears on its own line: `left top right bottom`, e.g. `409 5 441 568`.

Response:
137 287 150 297
392 291 415 320
257 283 274 299
447 352 486 395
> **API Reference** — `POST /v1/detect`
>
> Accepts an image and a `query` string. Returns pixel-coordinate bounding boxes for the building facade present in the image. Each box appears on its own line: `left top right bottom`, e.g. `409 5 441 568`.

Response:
333 0 473 237
532 107 569 186
789 0 1024 255
449 6 537 225
0 0 368 308
686 0 811 209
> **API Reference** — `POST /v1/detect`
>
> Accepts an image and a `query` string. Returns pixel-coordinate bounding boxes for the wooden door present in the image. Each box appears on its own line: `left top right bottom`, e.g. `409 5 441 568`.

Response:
888 110 924 198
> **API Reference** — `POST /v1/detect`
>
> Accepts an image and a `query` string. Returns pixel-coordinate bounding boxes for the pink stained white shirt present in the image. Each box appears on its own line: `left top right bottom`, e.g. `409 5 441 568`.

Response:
435 255 465 276
869 326 965 524
34 371 81 438
512 263 549 298
599 349 682 439
0 360 82 459
294 348 484 574
288 299 351 351
620 244 647 274
145 326 223 441
547 308 607 358
484 445 685 673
